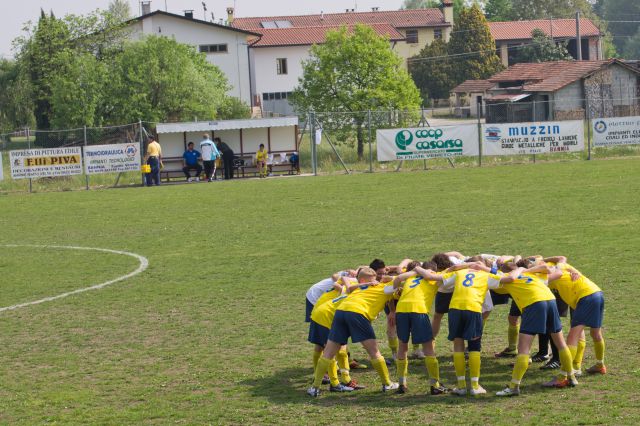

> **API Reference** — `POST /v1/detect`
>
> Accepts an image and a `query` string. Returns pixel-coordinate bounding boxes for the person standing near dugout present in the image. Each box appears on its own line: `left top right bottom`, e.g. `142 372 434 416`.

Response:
144 136 162 186
215 137 235 180
200 134 220 182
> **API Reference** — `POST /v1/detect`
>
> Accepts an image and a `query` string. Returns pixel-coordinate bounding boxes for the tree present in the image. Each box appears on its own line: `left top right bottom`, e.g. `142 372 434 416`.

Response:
622 28 640 60
402 0 441 8
409 38 454 104
484 0 513 21
0 59 35 132
104 36 231 123
509 0 594 21
448 4 503 86
596 0 640 55
108 0 132 23
291 25 421 159
511 29 573 64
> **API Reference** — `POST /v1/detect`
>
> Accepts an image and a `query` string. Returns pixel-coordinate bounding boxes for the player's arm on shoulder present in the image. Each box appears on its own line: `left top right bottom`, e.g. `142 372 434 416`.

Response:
444 251 465 260
469 261 490 272
397 258 413 272
341 277 361 293
544 255 568 264
525 264 552 274
546 265 564 282
445 262 471 272
393 270 415 288
413 266 443 282
501 267 523 283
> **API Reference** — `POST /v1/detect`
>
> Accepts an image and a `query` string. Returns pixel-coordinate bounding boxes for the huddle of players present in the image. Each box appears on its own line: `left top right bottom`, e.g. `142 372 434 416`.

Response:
304 252 606 397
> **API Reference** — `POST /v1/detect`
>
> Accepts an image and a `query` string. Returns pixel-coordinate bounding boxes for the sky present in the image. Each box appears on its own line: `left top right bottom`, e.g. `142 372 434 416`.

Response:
1 0 405 58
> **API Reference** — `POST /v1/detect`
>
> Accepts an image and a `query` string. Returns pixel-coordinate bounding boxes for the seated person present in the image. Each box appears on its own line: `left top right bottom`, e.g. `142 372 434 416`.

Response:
182 142 202 182
289 151 299 170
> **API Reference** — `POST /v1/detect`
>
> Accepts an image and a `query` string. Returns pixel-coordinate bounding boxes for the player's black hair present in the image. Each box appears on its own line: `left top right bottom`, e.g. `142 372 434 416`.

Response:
422 260 437 271
369 259 386 271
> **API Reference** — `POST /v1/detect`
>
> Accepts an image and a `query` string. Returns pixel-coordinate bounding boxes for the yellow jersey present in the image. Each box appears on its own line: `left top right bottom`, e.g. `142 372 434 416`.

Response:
311 288 345 329
442 269 501 313
146 141 162 158
338 283 395 321
256 149 268 163
396 274 439 315
493 272 555 310
547 263 601 309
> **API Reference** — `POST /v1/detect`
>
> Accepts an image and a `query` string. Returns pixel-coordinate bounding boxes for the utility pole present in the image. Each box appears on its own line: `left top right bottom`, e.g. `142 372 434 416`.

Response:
576 11 582 61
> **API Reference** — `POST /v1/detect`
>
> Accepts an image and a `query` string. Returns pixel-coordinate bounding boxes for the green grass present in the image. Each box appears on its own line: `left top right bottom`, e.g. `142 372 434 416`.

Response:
1 158 639 424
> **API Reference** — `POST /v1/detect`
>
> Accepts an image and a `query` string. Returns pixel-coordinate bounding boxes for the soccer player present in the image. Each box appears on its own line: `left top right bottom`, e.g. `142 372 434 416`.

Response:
307 267 399 397
480 260 577 396
419 262 505 396
305 270 355 323
370 258 403 364
545 257 606 375
393 260 449 395
429 252 461 339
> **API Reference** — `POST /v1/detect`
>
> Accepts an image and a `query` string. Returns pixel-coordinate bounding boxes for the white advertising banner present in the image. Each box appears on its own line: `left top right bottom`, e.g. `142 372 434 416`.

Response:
84 143 141 175
10 147 83 179
0 152 3 181
483 120 584 156
377 124 479 161
592 116 640 147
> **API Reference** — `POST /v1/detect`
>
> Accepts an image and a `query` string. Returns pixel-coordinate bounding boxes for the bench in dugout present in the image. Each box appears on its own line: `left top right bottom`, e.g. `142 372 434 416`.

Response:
235 152 299 177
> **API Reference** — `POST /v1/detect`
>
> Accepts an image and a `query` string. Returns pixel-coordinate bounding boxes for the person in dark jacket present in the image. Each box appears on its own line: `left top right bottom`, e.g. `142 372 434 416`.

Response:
216 137 235 180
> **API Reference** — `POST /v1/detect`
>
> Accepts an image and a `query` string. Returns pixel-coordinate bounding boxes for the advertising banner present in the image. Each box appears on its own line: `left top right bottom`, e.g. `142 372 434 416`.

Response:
592 116 640 147
377 124 479 161
10 147 83 179
84 143 141 175
483 120 584 155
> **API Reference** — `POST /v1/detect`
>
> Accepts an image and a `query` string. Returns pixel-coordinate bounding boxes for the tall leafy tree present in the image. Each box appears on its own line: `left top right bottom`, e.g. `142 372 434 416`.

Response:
409 38 454 104
291 25 421 159
402 0 441 8
484 0 513 21
509 0 593 21
622 28 640 60
511 29 573 63
0 59 35 132
108 0 132 23
448 4 503 86
595 0 640 55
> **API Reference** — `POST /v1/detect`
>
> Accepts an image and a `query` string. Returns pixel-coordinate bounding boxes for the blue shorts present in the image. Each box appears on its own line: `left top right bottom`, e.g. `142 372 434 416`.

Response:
447 309 483 341
490 290 510 306
396 312 433 344
509 299 522 317
435 292 453 314
554 291 569 317
328 310 376 344
305 297 314 323
571 292 604 328
308 320 330 347
520 300 563 335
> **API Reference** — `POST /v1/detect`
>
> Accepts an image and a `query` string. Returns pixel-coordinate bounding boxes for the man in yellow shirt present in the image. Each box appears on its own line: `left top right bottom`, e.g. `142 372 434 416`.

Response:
545 256 606 375
477 259 577 396
307 267 401 397
393 260 449 395
255 144 268 178
419 264 506 396
144 136 162 186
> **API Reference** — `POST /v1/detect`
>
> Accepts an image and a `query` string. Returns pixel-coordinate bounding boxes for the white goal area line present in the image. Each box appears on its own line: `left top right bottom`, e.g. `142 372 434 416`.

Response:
0 244 149 313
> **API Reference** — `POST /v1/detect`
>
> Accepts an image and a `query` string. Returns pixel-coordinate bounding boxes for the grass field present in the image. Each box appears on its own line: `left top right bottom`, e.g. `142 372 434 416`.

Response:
1 158 639 424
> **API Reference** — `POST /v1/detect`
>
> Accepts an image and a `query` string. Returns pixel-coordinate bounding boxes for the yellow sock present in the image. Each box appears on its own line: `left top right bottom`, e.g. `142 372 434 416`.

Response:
593 339 605 364
511 354 529 388
336 350 351 384
328 358 340 386
313 357 332 387
453 352 467 389
468 351 481 389
312 350 321 369
574 338 586 370
371 356 391 386
425 356 440 386
508 325 519 351
568 345 578 367
558 347 573 379
388 337 399 356
396 358 409 385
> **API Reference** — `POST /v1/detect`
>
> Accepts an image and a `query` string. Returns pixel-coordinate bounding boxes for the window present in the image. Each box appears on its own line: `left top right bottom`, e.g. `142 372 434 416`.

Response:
275 92 281 100
263 93 269 101
434 29 442 40
199 44 228 54
406 29 418 44
276 58 288 75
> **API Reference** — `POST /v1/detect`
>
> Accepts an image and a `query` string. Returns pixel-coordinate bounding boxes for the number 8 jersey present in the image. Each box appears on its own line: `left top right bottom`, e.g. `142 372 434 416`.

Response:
441 269 501 313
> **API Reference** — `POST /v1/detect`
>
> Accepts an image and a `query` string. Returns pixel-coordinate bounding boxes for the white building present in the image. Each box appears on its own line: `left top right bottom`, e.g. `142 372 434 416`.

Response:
127 10 260 106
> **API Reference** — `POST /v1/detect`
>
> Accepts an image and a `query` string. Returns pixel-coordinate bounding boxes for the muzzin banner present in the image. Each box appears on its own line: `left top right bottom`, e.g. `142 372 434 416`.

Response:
592 116 640 147
10 147 83 179
376 124 479 161
84 143 141 175
483 120 585 156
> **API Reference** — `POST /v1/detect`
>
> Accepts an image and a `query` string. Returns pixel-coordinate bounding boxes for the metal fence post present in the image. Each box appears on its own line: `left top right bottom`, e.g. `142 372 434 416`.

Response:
84 125 89 190
310 112 317 176
367 109 373 173
477 99 483 167
139 120 145 185
586 98 592 160
27 127 32 193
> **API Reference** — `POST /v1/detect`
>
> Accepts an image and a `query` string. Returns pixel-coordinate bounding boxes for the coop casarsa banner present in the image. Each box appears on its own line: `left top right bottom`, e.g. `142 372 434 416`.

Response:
377 124 479 161
482 120 585 156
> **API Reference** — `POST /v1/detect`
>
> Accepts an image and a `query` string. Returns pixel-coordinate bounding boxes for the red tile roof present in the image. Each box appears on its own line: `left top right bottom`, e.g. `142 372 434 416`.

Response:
488 19 600 41
232 9 450 31
452 79 494 93
250 23 404 47
488 59 639 92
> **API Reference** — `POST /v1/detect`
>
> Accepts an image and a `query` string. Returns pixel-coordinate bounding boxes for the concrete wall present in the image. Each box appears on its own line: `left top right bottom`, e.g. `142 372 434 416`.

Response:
128 15 253 105
395 27 449 68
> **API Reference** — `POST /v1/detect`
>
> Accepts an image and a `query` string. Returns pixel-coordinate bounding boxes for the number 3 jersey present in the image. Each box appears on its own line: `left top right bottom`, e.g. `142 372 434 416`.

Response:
396 274 439 314
441 269 501 313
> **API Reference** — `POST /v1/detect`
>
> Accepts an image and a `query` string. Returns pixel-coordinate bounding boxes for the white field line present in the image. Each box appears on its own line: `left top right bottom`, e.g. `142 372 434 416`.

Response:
0 244 149 313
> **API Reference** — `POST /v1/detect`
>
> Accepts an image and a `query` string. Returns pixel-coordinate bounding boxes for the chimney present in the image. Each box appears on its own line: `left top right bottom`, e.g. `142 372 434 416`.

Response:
320 11 324 21
441 1 454 25
372 7 379 12
141 1 151 15
184 10 194 19
227 7 235 24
